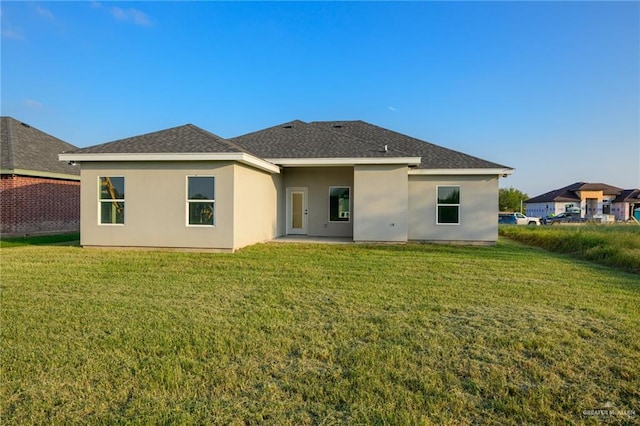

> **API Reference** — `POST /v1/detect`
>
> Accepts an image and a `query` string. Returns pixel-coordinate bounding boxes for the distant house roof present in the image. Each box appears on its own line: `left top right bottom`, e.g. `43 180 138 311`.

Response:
231 120 510 170
526 182 629 203
0 116 80 179
575 182 623 193
613 189 640 203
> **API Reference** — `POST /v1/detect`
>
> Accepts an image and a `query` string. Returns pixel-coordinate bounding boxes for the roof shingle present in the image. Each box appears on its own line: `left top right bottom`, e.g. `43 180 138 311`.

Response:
230 120 510 169
0 117 79 176
229 120 403 159
67 119 512 171
310 120 509 169
68 124 247 155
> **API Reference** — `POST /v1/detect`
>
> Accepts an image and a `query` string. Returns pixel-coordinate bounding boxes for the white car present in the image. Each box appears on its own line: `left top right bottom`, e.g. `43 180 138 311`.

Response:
499 212 540 225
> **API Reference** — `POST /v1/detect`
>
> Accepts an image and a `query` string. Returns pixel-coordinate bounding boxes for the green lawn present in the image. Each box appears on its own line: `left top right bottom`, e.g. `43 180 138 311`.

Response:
1 240 638 424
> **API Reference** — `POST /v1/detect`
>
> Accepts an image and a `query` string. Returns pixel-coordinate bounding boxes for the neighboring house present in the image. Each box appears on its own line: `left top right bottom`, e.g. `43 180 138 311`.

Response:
1 117 80 235
525 182 640 221
59 120 513 251
612 189 640 222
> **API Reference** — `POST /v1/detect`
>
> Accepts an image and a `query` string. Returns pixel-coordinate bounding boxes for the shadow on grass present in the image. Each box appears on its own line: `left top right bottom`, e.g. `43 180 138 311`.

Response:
0 232 80 248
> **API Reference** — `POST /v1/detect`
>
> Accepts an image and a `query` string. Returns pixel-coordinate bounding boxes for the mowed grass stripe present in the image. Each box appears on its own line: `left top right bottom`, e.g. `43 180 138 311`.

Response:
1 241 638 424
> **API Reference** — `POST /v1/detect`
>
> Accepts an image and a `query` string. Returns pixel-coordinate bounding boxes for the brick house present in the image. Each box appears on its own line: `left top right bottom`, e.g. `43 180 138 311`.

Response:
1 117 80 235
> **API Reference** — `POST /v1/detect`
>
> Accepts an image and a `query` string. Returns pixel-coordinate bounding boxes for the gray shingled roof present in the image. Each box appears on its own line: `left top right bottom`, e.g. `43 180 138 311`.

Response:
66 119 511 171
230 120 509 169
68 124 248 155
525 182 626 203
311 120 509 169
229 120 402 159
0 116 80 176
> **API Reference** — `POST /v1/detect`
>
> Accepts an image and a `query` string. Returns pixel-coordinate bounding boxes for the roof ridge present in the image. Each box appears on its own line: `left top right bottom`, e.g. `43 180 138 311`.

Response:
71 123 195 153
231 119 308 139
186 124 262 156
311 121 417 157
375 121 510 168
309 120 364 125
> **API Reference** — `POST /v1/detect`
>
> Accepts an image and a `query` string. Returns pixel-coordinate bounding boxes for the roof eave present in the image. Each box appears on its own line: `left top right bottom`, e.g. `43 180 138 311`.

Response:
0 168 80 181
266 157 422 167
58 152 280 174
409 168 514 176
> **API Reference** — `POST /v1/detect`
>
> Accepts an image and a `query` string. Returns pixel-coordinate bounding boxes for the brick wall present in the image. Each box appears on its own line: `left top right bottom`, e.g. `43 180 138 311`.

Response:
0 174 80 235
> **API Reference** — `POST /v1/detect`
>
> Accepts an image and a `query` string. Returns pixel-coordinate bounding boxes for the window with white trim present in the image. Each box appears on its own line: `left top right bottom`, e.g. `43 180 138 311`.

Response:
99 176 125 224
437 186 460 224
187 176 215 226
329 186 350 222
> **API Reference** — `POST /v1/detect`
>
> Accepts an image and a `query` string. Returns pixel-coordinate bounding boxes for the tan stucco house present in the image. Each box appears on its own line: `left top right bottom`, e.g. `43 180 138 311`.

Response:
59 120 513 251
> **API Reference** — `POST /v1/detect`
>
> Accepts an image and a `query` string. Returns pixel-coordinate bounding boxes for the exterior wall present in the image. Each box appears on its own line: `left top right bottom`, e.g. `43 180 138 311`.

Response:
281 167 354 237
274 173 285 236
408 175 498 242
612 202 638 221
0 174 80 235
232 163 279 249
526 202 564 218
526 201 583 219
354 165 408 242
577 191 603 202
611 203 626 221
79 161 236 250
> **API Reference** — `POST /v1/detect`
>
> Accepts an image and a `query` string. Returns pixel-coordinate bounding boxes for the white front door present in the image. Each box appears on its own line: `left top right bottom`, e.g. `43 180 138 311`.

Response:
286 187 308 235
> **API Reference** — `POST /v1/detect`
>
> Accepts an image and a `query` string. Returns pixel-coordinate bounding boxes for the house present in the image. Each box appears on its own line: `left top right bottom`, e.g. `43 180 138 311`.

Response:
1 117 80 235
59 120 513 251
612 189 640 222
525 182 640 221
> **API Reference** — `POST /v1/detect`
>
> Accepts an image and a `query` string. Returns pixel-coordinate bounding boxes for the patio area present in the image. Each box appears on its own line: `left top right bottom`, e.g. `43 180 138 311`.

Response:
270 236 353 244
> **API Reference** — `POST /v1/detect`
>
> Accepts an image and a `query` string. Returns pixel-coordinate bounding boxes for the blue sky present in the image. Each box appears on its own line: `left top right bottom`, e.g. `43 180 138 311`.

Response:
2 1 638 196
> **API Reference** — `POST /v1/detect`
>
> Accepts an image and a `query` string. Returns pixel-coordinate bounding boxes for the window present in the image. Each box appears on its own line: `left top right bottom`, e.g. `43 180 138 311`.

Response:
99 176 125 224
329 186 350 222
187 176 215 226
437 186 460 224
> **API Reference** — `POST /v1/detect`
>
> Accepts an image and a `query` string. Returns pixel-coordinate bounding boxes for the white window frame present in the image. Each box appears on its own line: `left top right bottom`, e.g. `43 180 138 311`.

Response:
98 176 125 226
436 185 460 225
186 175 215 227
328 186 351 223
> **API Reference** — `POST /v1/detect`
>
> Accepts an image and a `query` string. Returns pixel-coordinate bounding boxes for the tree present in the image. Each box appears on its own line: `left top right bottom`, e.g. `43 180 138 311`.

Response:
499 187 529 212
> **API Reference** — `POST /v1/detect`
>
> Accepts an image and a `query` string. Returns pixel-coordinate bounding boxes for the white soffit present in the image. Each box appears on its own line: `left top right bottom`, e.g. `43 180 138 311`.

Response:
408 168 514 176
58 152 281 174
266 157 422 167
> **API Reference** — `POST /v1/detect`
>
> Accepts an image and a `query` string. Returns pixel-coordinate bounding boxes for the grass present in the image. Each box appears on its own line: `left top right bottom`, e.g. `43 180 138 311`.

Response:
499 224 640 274
1 241 639 424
